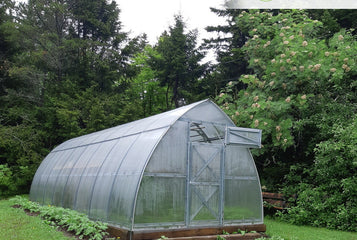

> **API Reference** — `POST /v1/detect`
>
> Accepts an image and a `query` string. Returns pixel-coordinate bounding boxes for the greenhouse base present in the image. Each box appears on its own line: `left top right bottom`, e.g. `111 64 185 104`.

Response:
107 224 266 240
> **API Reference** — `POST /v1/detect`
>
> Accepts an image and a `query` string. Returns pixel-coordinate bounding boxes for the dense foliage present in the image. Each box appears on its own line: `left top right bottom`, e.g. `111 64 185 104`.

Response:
216 10 356 231
0 1 356 232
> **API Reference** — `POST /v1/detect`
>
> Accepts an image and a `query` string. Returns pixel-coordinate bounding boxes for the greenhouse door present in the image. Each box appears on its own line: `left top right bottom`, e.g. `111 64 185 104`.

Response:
187 142 224 225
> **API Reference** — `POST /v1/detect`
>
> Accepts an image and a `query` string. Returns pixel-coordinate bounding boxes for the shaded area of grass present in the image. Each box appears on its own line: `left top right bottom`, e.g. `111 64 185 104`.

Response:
264 216 357 240
0 197 73 240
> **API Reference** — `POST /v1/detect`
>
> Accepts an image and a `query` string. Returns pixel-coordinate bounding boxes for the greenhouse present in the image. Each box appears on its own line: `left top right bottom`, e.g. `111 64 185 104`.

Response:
30 99 264 239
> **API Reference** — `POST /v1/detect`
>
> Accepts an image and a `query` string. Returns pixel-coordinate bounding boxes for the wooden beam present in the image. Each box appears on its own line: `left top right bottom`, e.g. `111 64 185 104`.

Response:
161 233 265 240
107 224 266 240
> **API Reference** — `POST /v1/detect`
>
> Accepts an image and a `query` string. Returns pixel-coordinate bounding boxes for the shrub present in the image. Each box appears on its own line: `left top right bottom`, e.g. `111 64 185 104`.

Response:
280 118 357 231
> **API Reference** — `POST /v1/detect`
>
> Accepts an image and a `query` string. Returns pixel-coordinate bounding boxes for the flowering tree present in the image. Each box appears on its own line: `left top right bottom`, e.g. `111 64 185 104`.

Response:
217 10 356 157
216 10 357 230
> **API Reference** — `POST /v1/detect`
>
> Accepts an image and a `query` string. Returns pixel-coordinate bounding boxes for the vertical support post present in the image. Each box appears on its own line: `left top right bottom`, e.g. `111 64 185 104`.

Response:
185 121 191 226
219 144 225 225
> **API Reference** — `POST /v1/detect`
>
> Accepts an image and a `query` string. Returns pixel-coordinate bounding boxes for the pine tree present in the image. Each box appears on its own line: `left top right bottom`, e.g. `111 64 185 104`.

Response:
154 15 206 108
203 8 249 96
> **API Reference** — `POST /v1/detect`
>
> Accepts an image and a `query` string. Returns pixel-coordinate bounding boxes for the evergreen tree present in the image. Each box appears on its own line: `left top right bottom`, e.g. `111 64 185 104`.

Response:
203 8 249 96
154 15 206 108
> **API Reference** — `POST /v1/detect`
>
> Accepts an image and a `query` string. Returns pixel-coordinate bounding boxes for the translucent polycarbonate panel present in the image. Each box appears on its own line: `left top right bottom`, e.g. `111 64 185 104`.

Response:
51 147 87 206
74 140 118 214
89 135 138 221
54 135 87 151
145 121 187 174
146 104 196 130
40 151 71 205
42 149 76 205
134 176 186 225
190 143 221 183
224 179 262 223
107 113 168 141
30 151 62 203
225 146 257 177
62 144 101 209
107 174 140 227
182 101 234 125
189 122 226 144
190 185 220 223
98 122 141 143
226 127 262 148
189 143 222 225
93 123 134 143
107 128 167 227
224 145 262 223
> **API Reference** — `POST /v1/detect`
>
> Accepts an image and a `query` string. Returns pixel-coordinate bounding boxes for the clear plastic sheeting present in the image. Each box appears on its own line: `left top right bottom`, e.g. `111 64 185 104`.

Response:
30 99 263 231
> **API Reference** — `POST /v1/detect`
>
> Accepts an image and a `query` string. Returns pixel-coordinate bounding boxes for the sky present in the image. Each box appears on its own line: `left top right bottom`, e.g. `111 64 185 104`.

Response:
117 0 227 45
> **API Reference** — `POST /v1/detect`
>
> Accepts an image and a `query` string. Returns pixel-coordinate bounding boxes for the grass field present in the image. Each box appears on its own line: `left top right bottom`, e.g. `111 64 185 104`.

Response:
264 216 357 240
0 197 74 240
0 197 356 240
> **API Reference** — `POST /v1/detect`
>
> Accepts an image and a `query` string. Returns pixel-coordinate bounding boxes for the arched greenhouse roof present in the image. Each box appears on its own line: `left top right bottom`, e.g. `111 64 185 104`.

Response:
30 99 263 231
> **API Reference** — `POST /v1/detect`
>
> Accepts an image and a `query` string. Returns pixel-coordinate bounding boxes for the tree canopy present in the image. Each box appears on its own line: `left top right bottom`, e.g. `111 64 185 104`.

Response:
0 2 356 232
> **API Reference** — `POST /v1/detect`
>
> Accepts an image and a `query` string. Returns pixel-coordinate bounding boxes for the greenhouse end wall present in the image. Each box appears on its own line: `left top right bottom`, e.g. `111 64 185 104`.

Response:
29 99 263 232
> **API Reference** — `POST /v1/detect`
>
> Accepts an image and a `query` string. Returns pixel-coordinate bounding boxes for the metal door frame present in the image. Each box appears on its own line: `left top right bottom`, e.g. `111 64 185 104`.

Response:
185 121 225 226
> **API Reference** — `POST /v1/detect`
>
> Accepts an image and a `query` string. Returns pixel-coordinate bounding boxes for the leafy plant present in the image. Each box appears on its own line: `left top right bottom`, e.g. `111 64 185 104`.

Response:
215 9 357 231
10 196 108 240
216 235 226 240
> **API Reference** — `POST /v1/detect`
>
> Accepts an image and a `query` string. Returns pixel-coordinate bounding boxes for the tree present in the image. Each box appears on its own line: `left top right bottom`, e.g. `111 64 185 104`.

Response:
281 117 357 231
128 45 168 117
154 15 206 108
0 0 146 196
215 10 356 230
203 8 249 96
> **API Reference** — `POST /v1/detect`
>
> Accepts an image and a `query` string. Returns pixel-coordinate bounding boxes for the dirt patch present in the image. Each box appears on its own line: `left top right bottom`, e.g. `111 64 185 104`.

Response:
24 208 40 216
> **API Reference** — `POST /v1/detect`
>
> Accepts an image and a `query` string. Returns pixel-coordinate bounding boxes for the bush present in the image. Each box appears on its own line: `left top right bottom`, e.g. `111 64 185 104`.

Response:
215 10 357 231
280 118 357 231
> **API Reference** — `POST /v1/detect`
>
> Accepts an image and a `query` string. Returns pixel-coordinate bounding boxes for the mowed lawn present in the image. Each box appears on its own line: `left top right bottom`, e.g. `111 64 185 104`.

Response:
264 217 357 240
0 197 356 240
0 197 74 240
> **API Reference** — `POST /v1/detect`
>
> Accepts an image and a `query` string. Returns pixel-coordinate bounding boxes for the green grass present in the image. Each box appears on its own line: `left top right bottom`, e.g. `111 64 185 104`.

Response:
264 216 357 240
0 197 74 240
1 196 356 240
